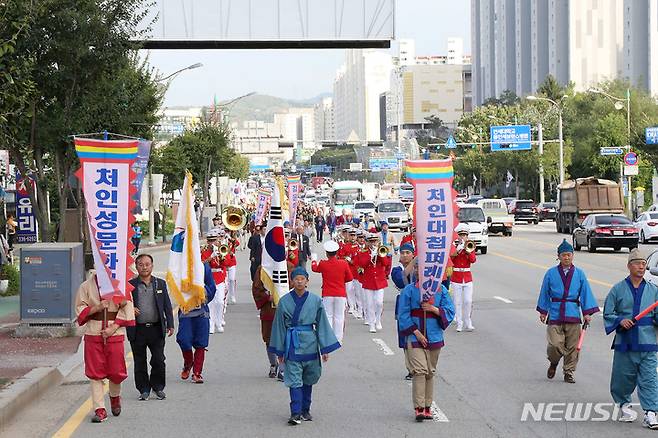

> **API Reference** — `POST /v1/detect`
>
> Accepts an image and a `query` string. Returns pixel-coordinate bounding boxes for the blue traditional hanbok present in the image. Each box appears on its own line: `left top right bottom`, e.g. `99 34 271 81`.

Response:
536 265 599 324
268 289 340 417
604 278 658 411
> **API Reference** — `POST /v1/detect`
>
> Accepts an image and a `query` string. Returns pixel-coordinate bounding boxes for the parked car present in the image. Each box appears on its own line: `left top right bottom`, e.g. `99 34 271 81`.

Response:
374 200 410 231
398 184 414 206
572 214 639 252
477 198 514 236
508 199 539 224
536 202 558 221
634 212 658 243
353 200 377 221
466 195 484 204
644 249 658 285
457 205 488 254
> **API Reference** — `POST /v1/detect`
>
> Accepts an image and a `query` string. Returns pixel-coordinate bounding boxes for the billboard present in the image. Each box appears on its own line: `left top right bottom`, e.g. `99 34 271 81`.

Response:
646 127 658 145
369 158 398 171
490 125 532 151
15 171 38 244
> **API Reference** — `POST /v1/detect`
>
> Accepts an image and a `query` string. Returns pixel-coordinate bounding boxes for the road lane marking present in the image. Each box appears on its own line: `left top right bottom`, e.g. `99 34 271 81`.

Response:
490 251 613 288
493 296 513 304
430 401 450 422
372 338 395 355
52 352 134 438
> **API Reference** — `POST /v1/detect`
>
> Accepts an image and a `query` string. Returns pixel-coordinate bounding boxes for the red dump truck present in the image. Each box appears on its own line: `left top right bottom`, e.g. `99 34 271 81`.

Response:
556 177 625 234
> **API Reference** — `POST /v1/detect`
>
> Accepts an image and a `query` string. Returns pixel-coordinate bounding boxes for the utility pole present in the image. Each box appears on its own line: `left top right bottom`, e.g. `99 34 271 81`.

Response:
147 166 155 246
538 123 545 203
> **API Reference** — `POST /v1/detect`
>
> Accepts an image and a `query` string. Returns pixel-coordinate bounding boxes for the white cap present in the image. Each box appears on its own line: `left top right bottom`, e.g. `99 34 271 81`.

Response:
454 223 470 234
206 228 220 238
324 240 339 252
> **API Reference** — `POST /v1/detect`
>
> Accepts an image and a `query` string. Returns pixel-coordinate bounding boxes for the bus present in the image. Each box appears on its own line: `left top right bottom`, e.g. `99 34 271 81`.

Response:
332 180 364 214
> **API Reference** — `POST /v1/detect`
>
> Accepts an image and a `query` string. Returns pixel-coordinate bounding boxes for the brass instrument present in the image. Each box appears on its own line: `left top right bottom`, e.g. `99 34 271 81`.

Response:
218 244 230 258
221 205 248 231
378 245 390 257
465 240 476 254
288 239 298 251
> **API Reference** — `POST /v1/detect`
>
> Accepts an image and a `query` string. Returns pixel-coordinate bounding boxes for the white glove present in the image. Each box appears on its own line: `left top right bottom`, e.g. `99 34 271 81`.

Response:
457 244 464 252
311 253 318 262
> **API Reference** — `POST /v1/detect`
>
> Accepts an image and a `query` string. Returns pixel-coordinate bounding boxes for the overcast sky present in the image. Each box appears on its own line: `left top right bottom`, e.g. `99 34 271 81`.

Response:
141 0 471 107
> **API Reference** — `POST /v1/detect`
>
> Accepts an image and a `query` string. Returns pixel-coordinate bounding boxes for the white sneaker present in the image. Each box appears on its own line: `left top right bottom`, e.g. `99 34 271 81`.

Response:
217 326 224 333
369 325 377 333
376 322 383 330
230 297 237 304
466 326 475 332
209 330 214 335
456 325 463 332
619 404 637 422
643 411 658 429
221 320 226 327
363 320 370 325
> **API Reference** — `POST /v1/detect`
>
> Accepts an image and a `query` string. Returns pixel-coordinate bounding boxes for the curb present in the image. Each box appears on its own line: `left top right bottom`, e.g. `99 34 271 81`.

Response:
0 339 84 432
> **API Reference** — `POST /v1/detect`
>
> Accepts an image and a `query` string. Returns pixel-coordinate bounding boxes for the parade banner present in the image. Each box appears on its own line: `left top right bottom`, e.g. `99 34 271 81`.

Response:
15 171 38 243
405 159 458 302
166 171 206 313
75 138 138 303
287 174 301 225
131 139 152 214
261 178 289 306
255 187 271 225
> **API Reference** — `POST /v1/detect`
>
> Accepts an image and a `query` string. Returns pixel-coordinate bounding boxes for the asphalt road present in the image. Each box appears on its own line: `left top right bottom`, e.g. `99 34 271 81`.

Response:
3 222 658 438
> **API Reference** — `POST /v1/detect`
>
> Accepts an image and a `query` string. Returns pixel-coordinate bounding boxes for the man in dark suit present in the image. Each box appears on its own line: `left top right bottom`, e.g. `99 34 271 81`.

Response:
127 254 174 401
248 224 266 281
293 225 311 269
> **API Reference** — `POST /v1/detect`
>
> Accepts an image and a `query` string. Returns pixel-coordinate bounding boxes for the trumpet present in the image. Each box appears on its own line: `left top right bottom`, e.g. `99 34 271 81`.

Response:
218 244 230 258
378 245 390 257
465 240 476 253
221 205 247 231
288 239 298 251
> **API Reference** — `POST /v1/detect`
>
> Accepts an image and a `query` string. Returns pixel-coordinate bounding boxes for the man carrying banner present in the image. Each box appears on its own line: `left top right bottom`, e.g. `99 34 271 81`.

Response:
392 243 416 380
76 277 135 423
268 267 341 425
398 260 454 421
604 248 658 427
537 239 598 384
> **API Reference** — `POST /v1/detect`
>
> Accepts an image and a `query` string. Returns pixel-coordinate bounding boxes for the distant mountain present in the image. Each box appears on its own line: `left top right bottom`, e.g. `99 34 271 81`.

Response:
213 92 332 125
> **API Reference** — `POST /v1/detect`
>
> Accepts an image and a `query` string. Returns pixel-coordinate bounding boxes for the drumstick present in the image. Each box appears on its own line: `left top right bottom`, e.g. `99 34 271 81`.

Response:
576 321 589 351
632 300 658 322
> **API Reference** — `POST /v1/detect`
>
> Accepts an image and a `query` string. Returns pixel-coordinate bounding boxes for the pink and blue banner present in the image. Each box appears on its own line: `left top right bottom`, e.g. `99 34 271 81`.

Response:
130 139 152 214
287 175 301 226
255 187 271 226
15 171 38 244
75 138 138 303
405 159 458 302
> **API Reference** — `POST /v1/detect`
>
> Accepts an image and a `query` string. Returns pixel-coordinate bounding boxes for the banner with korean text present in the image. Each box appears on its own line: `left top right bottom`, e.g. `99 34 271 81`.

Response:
15 171 38 243
131 139 152 214
287 174 301 226
75 138 138 303
255 187 271 225
405 159 458 302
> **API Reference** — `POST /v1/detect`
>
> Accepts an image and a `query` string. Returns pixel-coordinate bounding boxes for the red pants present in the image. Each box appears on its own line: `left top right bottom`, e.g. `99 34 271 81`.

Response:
84 334 127 384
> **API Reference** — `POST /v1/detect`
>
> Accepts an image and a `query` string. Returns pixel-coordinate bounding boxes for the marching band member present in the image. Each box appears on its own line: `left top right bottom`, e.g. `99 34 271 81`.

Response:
252 265 281 380
268 267 341 425
201 229 226 334
353 229 368 320
398 260 455 421
604 248 658 427
451 224 477 332
536 239 598 384
75 275 135 423
176 262 216 384
225 231 239 304
338 228 358 317
356 233 392 333
311 240 353 343
379 221 397 255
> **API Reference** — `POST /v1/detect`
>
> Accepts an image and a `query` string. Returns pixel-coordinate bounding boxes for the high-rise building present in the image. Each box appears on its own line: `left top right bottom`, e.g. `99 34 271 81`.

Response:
472 0 656 105
313 97 336 144
333 49 393 142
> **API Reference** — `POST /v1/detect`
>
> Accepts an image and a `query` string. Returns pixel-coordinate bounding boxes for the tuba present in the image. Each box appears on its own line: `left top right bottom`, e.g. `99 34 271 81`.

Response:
222 205 247 231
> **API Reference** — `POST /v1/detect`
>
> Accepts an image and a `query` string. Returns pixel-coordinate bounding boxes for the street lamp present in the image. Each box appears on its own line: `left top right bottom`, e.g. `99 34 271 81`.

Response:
588 87 632 215
156 62 203 83
527 95 568 185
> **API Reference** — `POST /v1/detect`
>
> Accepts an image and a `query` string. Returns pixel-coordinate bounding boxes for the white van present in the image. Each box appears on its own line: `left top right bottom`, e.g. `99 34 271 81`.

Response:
477 198 514 236
457 205 489 254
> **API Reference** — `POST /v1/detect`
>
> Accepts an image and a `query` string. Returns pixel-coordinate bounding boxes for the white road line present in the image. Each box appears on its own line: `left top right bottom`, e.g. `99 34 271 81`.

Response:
430 401 450 422
372 338 395 356
493 296 513 304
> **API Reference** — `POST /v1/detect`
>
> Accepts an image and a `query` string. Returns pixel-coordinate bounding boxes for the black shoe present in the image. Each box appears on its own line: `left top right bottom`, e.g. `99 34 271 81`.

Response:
288 414 302 425
404 373 413 381
301 411 313 421
277 371 284 382
138 391 150 401
269 365 277 378
564 373 576 384
154 390 166 400
547 363 557 379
